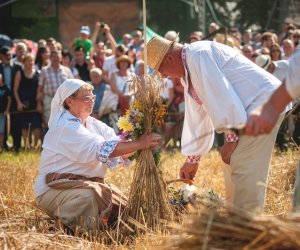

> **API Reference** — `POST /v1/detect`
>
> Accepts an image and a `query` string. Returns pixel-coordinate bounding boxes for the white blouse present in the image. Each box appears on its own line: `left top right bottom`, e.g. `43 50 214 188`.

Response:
286 46 300 99
115 71 133 94
181 41 285 156
34 111 121 197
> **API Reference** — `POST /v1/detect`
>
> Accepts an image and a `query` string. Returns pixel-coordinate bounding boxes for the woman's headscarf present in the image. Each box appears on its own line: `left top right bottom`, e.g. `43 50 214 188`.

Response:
48 79 86 129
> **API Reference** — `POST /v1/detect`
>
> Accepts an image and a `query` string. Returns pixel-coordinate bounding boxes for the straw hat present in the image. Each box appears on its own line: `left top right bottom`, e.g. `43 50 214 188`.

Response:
255 54 271 70
214 33 241 49
115 55 132 69
146 36 176 71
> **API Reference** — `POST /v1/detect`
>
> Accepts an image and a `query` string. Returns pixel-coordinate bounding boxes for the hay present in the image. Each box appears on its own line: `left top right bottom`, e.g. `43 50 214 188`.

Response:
120 74 172 237
0 143 298 248
165 197 300 250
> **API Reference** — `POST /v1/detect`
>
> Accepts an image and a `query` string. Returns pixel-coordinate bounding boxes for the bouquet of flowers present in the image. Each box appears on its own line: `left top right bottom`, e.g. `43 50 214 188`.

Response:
119 74 172 235
117 99 167 164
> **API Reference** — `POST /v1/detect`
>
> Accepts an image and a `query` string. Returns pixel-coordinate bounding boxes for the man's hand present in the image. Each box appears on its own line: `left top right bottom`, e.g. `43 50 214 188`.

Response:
244 103 280 136
179 162 198 184
220 141 238 165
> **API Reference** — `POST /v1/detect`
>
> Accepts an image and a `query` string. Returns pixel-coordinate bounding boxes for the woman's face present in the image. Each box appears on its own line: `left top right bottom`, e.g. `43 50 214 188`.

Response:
61 55 71 67
24 57 34 69
119 60 129 70
270 47 281 61
68 89 95 117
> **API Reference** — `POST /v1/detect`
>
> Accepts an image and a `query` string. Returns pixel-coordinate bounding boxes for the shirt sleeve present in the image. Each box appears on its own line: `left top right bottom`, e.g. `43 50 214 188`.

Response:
188 50 247 131
102 58 109 72
285 48 300 99
181 89 215 156
92 118 132 168
38 69 45 86
95 119 117 140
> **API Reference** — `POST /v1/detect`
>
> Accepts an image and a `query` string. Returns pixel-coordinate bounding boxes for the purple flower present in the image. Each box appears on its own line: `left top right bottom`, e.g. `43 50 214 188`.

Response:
119 131 133 141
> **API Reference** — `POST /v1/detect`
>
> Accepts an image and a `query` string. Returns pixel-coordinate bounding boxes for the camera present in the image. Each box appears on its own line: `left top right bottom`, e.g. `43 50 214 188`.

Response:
100 22 105 28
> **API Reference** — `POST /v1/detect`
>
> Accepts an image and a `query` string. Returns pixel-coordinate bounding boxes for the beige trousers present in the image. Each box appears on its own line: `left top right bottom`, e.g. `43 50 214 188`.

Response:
223 114 285 212
36 188 100 230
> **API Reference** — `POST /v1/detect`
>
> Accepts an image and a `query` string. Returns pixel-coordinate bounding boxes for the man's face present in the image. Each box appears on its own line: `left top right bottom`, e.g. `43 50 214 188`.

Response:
283 40 294 54
47 41 56 52
158 55 183 78
95 42 106 56
75 51 85 62
80 33 89 41
50 52 61 65
123 34 131 44
132 31 142 44
90 71 102 84
1 53 11 64
115 50 124 58
264 37 274 49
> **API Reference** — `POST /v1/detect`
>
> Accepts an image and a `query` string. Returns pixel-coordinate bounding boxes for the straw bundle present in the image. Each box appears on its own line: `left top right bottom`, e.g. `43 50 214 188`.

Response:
165 197 300 250
120 74 172 236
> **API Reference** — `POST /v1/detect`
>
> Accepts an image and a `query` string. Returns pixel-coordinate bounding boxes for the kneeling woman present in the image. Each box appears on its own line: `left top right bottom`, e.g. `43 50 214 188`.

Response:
34 79 160 231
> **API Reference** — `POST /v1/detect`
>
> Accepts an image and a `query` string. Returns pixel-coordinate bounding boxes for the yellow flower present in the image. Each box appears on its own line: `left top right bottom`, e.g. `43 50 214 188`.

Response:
117 116 134 132
153 105 167 125
131 100 143 110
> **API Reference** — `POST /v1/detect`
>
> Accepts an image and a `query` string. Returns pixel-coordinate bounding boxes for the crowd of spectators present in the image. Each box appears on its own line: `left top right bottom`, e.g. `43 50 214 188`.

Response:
0 20 299 152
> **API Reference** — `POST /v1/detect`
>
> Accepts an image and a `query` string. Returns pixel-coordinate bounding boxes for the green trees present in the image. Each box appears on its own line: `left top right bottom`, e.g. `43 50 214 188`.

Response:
146 0 289 40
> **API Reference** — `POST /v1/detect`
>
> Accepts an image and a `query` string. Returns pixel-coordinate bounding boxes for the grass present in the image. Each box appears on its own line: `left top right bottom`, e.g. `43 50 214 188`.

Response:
0 148 298 249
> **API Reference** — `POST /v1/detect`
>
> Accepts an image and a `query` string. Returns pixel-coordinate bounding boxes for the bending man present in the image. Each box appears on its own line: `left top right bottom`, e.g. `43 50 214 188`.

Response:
146 36 290 211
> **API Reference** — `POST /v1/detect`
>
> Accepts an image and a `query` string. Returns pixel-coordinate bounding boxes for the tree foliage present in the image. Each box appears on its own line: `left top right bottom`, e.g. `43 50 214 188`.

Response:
233 0 277 31
146 0 280 39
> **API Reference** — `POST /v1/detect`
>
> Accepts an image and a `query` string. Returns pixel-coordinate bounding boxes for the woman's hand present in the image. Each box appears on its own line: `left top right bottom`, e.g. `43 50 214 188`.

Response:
17 102 24 112
110 132 162 158
137 132 161 150
220 141 238 165
36 103 43 114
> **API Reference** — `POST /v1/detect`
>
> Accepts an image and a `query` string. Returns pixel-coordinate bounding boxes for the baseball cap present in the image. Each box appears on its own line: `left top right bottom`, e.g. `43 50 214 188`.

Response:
80 26 91 35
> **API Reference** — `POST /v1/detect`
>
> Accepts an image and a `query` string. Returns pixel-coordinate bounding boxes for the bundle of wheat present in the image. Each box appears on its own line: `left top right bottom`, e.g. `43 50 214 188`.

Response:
164 197 300 250
118 74 173 238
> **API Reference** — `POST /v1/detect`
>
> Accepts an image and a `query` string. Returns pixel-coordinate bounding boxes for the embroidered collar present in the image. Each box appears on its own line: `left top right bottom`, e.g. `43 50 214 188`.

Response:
181 45 203 106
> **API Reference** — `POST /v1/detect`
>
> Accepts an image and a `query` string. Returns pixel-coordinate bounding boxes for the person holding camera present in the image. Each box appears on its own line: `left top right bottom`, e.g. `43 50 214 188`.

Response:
91 22 117 55
90 22 118 73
